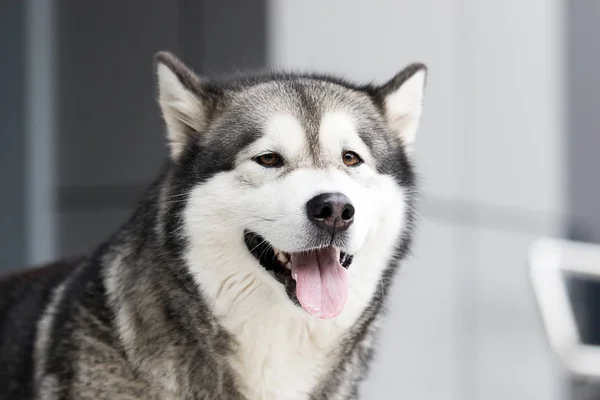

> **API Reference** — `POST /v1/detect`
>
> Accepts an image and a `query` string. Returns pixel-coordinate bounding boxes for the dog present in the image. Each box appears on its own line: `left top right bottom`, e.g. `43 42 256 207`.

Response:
0 51 427 399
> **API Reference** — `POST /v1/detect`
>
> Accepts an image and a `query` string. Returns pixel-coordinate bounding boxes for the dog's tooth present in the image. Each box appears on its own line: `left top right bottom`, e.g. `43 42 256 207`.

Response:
277 252 289 264
284 262 292 270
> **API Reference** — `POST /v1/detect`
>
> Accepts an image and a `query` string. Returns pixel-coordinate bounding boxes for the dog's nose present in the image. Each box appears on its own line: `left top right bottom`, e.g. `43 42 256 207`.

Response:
306 192 355 233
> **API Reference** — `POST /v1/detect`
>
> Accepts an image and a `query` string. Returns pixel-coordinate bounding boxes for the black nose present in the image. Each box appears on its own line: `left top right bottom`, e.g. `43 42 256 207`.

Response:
306 192 355 233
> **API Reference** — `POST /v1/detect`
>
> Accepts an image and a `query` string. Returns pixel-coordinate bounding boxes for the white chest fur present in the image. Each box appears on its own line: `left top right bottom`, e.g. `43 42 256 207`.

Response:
186 252 375 400
184 232 398 399
189 251 364 400
223 300 346 400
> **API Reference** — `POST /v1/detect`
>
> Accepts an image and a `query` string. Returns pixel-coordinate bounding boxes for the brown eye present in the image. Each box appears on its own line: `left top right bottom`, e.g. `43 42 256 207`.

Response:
255 153 283 168
342 151 362 167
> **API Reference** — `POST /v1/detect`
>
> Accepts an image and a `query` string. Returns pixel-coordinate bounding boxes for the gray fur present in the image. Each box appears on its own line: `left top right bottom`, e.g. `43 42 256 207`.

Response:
0 52 426 399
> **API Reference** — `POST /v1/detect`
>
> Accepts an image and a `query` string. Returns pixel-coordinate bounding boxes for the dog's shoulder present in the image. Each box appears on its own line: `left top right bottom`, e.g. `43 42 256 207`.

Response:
0 257 83 399
0 257 83 341
0 258 80 308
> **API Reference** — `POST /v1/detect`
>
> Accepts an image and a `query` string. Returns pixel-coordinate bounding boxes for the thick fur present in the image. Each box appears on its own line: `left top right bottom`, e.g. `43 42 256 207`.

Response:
0 52 426 400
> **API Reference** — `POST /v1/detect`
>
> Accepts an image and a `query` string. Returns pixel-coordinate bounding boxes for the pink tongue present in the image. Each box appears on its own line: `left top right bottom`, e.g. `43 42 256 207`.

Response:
291 248 348 319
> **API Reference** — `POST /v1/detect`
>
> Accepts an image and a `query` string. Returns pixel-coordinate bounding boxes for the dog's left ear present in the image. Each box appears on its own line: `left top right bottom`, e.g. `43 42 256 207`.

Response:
373 63 427 151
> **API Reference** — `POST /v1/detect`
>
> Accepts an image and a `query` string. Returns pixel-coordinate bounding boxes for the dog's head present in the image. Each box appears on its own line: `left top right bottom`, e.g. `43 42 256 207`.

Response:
155 52 426 320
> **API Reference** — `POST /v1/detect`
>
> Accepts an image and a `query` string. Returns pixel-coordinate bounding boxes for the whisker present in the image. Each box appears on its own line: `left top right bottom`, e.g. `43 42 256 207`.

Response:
258 241 273 261
405 204 428 224
249 238 269 254
164 191 194 200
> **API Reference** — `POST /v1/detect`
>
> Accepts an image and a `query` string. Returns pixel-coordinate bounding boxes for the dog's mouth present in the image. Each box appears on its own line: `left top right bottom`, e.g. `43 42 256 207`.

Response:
244 231 353 319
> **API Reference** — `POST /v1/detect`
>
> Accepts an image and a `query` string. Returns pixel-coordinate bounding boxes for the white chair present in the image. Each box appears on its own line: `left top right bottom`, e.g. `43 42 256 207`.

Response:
530 238 600 380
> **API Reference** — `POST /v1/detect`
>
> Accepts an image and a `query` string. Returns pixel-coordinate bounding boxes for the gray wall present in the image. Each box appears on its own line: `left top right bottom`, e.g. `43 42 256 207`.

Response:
0 1 26 269
55 0 268 257
55 0 178 255
0 0 267 265
55 0 267 256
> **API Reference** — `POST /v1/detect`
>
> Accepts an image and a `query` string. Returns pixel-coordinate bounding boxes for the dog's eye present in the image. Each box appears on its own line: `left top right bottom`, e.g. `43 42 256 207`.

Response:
342 151 362 167
255 153 283 168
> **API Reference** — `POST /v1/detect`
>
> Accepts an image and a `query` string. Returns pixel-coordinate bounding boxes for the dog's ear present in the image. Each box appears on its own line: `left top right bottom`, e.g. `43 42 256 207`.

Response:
155 52 220 159
374 63 427 151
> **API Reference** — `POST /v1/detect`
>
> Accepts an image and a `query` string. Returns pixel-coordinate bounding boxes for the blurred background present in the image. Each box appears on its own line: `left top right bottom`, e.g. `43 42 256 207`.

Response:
2 0 600 398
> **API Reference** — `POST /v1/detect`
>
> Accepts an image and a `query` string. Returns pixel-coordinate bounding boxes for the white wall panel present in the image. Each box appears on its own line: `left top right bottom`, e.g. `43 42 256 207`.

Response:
362 219 459 400
473 226 566 400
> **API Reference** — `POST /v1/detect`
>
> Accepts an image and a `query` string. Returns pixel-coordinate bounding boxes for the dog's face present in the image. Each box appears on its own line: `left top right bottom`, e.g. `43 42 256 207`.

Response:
156 53 426 320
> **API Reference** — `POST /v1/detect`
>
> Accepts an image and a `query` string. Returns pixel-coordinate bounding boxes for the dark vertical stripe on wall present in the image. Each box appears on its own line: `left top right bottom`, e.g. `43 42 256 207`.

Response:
567 0 600 244
567 1 600 398
0 1 26 270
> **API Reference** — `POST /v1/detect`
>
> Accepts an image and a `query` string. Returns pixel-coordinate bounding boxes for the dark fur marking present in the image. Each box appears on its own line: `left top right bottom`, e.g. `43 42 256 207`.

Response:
0 258 82 399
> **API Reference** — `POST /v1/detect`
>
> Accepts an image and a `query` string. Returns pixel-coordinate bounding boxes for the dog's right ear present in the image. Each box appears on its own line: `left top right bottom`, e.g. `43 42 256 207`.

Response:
155 52 219 159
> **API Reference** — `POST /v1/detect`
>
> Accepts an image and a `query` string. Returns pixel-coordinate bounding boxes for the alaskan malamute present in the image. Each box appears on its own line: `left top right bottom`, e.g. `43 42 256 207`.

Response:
0 52 427 399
